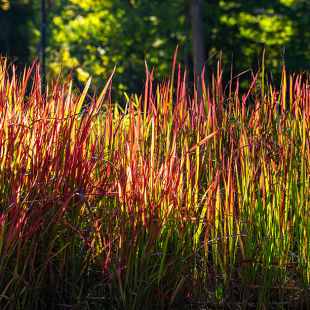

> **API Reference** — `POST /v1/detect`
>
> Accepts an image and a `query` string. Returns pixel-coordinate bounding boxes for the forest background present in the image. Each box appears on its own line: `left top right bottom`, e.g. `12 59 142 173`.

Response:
0 0 309 103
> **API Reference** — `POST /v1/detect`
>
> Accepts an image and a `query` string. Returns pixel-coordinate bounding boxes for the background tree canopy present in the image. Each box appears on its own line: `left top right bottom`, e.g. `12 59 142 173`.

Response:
0 0 309 102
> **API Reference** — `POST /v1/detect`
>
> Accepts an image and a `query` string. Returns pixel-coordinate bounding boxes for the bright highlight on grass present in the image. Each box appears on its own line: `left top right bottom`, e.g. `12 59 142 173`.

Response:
0 49 309 309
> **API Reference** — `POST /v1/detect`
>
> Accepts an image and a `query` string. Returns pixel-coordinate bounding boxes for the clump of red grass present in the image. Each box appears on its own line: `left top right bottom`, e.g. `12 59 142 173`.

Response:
0 48 310 309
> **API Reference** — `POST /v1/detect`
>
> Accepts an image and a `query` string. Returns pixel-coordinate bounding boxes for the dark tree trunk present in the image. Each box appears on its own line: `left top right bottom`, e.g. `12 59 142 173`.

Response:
188 0 208 98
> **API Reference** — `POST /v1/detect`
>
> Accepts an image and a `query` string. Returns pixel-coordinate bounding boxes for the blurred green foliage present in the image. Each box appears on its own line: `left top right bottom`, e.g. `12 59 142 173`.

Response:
47 0 184 99
0 0 10 10
0 0 309 102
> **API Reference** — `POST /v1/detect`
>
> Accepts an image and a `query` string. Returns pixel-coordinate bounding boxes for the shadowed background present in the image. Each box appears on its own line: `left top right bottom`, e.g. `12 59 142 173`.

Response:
0 0 309 102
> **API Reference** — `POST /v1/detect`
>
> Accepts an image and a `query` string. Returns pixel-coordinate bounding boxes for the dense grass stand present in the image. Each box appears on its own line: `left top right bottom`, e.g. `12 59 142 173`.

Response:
0 50 309 309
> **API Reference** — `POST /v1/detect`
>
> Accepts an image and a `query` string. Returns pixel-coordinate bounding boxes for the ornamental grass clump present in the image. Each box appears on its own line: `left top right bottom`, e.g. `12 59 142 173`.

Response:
0 48 310 309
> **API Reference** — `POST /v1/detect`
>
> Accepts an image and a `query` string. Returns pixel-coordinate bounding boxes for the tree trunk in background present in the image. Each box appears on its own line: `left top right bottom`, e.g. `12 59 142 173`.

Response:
188 0 208 99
